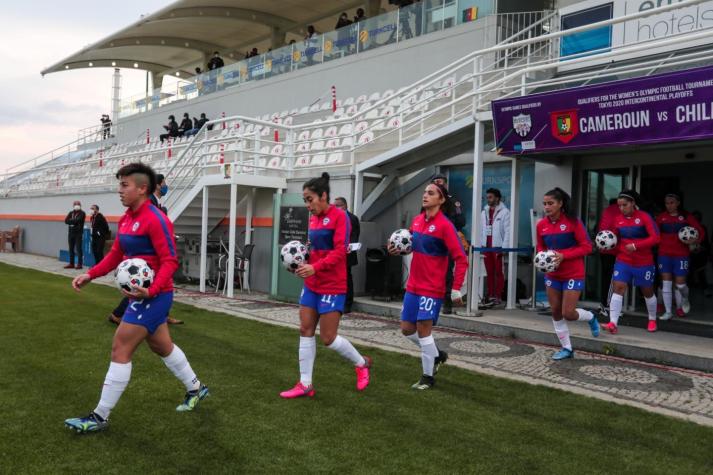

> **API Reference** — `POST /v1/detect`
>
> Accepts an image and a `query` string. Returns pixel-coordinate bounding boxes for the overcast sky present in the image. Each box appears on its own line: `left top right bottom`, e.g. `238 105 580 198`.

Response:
0 1 170 172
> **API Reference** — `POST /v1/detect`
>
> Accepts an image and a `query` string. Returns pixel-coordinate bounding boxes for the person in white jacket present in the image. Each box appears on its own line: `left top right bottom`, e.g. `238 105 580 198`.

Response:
480 188 511 304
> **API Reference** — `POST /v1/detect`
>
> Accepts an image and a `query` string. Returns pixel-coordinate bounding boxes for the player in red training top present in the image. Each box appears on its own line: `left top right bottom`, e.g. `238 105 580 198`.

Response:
656 192 705 320
389 182 468 390
65 163 208 434
603 190 660 334
280 172 371 399
536 188 599 360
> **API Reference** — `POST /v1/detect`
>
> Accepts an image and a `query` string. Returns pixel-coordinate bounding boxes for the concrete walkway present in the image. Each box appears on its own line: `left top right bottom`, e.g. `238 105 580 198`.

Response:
2 252 713 427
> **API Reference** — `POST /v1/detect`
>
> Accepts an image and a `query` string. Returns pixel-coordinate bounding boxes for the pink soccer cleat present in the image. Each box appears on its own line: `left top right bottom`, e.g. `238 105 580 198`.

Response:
602 322 618 334
647 320 658 332
355 356 372 391
279 382 315 399
676 308 686 318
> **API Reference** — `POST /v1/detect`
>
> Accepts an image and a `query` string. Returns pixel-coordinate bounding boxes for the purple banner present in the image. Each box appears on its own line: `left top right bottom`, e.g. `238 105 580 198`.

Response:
491 65 713 155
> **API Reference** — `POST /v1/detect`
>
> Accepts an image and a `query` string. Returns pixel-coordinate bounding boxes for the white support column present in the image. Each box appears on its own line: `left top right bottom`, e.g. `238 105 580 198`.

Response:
244 187 256 292
467 121 485 315
227 183 238 298
506 158 521 309
199 185 209 293
353 171 364 218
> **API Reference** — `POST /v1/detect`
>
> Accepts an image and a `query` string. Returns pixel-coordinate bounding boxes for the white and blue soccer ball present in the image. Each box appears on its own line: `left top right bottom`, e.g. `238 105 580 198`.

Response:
534 250 558 273
595 230 618 251
114 258 154 292
389 229 412 255
678 226 699 244
280 240 309 272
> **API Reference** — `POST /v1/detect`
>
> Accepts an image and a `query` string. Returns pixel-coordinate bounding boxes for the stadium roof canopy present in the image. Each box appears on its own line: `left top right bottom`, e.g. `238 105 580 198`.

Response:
41 0 377 78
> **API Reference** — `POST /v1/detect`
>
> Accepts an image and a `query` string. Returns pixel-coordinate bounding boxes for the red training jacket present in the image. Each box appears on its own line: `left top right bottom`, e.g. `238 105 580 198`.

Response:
88 199 178 297
656 212 705 257
536 214 592 280
406 210 468 299
612 209 659 266
598 203 621 256
305 204 350 294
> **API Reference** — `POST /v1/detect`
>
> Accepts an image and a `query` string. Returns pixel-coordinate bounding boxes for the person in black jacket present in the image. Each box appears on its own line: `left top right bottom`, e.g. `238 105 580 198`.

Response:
64 201 86 269
89 204 110 264
335 197 360 313
159 115 179 143
207 51 224 70
178 113 193 136
184 113 210 137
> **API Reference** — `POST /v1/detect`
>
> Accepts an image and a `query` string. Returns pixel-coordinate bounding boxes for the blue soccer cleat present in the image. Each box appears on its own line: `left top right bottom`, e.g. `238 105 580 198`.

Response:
176 384 210 412
552 348 574 360
64 412 108 434
589 317 600 337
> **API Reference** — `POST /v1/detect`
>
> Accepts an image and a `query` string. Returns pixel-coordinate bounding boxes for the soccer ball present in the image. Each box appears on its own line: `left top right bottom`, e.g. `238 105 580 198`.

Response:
114 258 154 292
280 240 309 272
389 229 412 255
534 250 559 273
678 226 699 244
595 230 618 251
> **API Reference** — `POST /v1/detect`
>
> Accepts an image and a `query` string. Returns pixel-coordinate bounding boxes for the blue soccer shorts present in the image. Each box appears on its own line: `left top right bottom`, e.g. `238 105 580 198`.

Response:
658 255 689 277
613 262 656 288
401 291 443 324
122 291 173 334
300 287 346 315
545 278 585 292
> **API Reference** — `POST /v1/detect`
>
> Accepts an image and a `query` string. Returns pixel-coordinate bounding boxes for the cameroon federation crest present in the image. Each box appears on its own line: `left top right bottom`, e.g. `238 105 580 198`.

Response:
550 109 579 144
512 113 531 137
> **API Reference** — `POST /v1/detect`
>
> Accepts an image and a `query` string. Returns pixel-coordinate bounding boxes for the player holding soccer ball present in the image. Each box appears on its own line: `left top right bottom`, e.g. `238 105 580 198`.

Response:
603 190 660 334
536 188 599 360
280 172 372 399
388 182 468 390
65 163 208 433
656 192 704 320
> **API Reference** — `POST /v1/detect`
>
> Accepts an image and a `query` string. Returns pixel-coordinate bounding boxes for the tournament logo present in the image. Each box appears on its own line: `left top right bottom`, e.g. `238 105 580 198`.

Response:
322 217 330 225
512 113 532 137
635 218 641 224
560 224 567 231
428 224 436 232
550 109 579 144
679 215 684 221
132 222 140 232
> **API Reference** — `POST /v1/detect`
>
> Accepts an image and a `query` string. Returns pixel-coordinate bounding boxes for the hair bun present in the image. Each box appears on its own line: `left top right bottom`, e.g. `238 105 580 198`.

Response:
321 172 330 181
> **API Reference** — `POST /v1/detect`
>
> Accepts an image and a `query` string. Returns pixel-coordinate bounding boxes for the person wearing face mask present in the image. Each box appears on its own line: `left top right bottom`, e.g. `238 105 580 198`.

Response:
89 205 111 264
64 201 86 269
151 174 169 214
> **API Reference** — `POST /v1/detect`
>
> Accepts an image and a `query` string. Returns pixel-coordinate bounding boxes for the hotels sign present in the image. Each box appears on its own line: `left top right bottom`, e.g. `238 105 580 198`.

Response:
491 64 713 155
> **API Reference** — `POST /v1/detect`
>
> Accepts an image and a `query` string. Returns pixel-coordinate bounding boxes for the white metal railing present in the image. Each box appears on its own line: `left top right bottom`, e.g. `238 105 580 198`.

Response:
4 1 713 200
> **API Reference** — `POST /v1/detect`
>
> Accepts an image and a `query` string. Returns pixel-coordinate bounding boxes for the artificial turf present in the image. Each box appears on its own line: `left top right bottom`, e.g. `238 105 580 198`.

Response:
1 261 712 474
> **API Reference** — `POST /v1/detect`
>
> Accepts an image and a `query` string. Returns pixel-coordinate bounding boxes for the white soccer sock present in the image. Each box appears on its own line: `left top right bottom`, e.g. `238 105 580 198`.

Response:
644 295 657 321
299 336 316 386
94 361 132 420
552 319 572 351
404 332 421 347
609 293 624 326
327 335 366 367
676 284 689 309
162 345 200 392
662 281 673 313
575 308 593 322
419 335 439 376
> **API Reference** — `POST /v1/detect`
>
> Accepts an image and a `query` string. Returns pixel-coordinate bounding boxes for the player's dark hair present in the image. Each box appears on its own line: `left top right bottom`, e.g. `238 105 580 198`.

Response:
303 172 330 200
432 182 455 216
618 189 641 207
544 187 574 218
665 191 689 217
116 162 157 196
486 187 502 199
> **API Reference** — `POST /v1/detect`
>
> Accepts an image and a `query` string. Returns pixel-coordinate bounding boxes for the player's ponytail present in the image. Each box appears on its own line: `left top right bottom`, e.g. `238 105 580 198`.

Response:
544 187 574 218
431 182 455 216
303 172 331 200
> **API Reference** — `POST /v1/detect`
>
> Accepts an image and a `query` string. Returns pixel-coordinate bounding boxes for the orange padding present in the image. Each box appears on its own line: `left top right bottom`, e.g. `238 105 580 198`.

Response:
0 214 122 223
217 216 273 227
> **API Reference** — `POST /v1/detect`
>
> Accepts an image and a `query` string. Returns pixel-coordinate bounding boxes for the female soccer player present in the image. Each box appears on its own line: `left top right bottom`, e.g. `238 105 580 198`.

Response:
536 188 599 360
603 190 660 334
656 192 704 320
280 172 371 399
65 163 208 433
389 182 468 390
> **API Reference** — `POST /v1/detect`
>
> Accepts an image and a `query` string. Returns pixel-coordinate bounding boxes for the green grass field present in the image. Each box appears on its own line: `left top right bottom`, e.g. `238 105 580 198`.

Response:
1 262 713 474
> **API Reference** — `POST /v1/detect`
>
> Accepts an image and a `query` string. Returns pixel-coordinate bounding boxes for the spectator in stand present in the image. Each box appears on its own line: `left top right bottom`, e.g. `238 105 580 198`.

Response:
336 12 352 29
184 113 210 137
480 188 510 305
246 48 259 58
195 66 203 75
598 198 620 317
160 115 179 143
354 8 366 23
64 201 86 270
335 13 353 54
178 113 193 136
335 197 360 314
89 204 110 264
207 51 224 70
